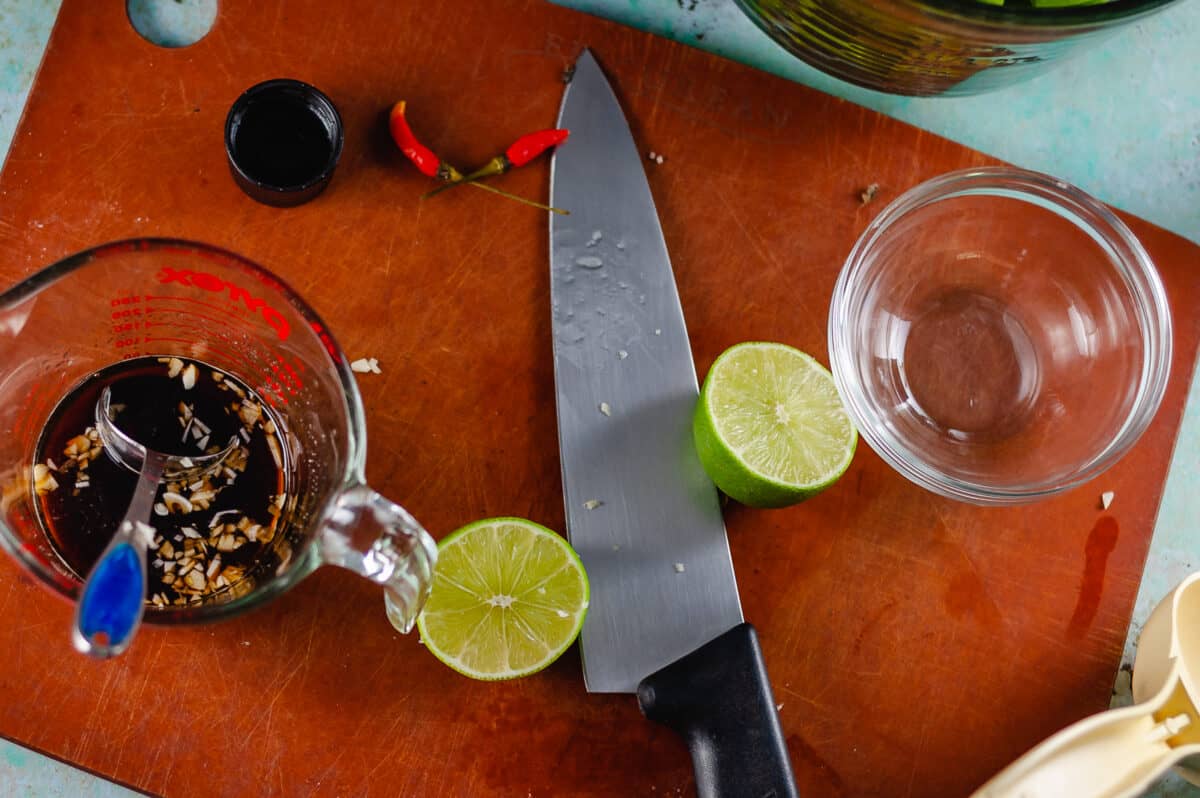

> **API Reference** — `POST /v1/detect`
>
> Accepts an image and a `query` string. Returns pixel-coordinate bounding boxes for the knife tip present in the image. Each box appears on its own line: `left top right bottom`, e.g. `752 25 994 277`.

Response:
574 47 598 71
558 49 602 126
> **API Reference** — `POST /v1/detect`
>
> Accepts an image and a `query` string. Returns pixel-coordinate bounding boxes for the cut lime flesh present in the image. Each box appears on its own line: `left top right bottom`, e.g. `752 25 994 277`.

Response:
416 517 589 680
694 342 857 508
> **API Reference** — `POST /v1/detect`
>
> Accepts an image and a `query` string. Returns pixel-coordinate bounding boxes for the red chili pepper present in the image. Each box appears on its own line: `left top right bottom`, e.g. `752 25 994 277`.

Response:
466 128 570 181
422 128 569 200
389 102 569 215
505 128 570 168
388 101 463 182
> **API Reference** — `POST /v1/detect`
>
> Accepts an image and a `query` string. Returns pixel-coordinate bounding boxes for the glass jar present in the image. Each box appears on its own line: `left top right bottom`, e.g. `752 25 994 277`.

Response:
734 0 1179 96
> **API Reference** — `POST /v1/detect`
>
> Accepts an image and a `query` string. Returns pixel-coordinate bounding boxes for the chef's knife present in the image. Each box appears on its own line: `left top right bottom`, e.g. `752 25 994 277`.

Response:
549 50 797 798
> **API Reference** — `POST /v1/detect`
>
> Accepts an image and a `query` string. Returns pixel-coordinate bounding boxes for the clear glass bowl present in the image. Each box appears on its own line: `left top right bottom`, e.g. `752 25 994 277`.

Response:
828 167 1172 504
734 0 1180 96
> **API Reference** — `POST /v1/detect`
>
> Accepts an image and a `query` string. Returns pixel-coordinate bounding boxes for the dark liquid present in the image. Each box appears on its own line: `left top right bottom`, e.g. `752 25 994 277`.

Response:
34 357 292 609
232 96 334 187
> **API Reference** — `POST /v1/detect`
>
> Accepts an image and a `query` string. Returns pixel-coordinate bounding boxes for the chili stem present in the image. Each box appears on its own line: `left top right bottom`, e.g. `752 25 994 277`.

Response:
421 178 474 200
426 179 568 215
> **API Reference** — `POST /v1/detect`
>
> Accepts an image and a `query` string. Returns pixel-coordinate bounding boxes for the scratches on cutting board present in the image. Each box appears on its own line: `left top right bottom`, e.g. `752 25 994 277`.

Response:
851 599 899 656
942 553 1003 629
712 185 818 323
787 733 848 797
928 510 1006 630
71 664 120 760
241 654 308 742
0 575 21 622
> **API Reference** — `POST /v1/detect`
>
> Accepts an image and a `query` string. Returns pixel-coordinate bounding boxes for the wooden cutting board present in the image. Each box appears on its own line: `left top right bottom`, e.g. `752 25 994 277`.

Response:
1 1 1198 796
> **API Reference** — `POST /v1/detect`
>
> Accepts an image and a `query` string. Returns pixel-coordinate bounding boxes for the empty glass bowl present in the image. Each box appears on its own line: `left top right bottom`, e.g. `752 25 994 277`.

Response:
828 167 1172 505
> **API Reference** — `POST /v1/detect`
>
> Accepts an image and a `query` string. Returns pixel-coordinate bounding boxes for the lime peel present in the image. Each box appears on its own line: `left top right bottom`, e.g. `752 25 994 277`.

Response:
694 342 857 508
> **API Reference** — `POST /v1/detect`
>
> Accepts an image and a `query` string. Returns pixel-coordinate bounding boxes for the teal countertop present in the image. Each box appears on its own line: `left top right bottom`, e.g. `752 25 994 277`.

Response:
558 0 1200 244
2 1 1199 795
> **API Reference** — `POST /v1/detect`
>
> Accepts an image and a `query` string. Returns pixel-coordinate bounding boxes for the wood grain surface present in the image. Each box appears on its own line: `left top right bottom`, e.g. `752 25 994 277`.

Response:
0 1 1198 796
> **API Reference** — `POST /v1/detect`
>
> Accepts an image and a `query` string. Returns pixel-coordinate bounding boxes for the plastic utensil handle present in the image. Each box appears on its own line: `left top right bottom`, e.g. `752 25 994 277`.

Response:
76 540 146 655
637 623 799 798
971 700 1184 798
73 452 162 657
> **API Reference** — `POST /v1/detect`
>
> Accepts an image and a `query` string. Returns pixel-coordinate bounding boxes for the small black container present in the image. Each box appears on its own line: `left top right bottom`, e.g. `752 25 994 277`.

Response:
225 79 344 207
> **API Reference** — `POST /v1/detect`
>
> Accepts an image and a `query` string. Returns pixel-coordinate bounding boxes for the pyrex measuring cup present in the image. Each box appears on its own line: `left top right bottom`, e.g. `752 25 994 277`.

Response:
973 571 1200 797
0 239 436 634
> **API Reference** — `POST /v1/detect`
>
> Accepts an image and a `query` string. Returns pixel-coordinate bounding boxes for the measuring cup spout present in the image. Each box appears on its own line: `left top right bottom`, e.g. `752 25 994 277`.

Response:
317 484 437 633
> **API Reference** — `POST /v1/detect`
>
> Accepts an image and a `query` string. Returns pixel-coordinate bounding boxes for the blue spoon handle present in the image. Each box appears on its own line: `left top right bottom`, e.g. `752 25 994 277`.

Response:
72 453 165 658
75 539 146 655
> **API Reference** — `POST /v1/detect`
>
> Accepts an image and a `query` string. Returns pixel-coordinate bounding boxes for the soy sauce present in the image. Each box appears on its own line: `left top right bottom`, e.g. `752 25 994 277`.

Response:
33 356 292 608
231 95 335 187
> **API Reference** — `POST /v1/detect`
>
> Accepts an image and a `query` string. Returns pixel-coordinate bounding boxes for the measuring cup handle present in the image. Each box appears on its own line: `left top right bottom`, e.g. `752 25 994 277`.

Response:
971 693 1184 798
318 484 437 633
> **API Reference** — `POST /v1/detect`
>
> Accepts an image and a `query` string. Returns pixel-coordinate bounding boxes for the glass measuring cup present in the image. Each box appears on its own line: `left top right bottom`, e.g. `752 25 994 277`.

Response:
0 239 435 634
971 571 1200 797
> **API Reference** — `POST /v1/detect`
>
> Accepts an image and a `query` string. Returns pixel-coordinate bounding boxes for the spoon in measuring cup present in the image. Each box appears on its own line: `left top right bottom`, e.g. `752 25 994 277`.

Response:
73 387 239 658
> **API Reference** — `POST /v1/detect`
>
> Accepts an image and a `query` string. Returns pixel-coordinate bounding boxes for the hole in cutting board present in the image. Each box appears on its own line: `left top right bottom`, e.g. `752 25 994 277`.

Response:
127 0 217 48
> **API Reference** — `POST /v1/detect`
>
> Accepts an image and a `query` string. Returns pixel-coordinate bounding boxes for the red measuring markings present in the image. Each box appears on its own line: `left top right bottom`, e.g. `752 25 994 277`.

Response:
125 333 289 409
178 325 292 407
105 280 309 406
280 360 302 394
144 305 259 337
154 267 291 341
146 330 259 377
109 294 146 347
138 299 269 358
262 386 288 408
269 353 304 396
266 361 295 392
143 294 256 324
309 321 338 360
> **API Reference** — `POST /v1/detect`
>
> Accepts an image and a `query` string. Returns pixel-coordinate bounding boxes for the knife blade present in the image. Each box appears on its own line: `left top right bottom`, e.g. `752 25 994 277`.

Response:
550 50 797 798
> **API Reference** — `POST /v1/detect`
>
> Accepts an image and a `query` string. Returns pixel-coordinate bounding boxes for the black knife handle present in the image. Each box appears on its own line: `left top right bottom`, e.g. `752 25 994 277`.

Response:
636 623 798 798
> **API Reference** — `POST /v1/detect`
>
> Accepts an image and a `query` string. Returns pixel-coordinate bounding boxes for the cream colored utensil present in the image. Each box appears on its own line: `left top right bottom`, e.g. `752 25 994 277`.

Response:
974 571 1200 798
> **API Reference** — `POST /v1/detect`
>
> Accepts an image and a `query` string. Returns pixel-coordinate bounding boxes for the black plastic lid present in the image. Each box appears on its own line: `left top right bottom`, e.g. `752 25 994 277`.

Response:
224 78 344 207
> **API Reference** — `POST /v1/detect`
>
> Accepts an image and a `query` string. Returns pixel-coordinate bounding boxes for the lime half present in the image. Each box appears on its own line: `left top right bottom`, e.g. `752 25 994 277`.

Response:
694 342 857 508
416 517 589 680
